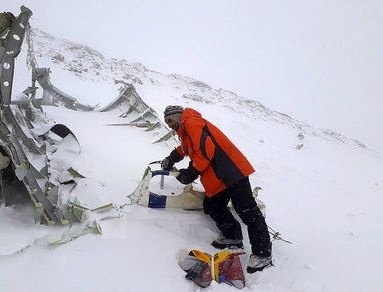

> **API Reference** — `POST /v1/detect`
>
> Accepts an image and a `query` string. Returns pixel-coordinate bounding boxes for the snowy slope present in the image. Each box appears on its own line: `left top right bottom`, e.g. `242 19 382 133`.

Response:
1 29 382 292
27 29 369 149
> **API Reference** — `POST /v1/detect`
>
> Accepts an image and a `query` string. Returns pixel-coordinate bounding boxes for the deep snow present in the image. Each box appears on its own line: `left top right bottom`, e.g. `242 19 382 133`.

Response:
0 29 382 292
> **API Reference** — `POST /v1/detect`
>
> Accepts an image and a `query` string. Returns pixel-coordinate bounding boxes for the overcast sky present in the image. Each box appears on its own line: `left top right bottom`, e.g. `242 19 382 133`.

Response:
4 0 383 150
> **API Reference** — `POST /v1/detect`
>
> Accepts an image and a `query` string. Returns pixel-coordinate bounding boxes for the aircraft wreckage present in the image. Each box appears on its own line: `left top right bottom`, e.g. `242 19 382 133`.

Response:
0 6 174 225
0 7 281 249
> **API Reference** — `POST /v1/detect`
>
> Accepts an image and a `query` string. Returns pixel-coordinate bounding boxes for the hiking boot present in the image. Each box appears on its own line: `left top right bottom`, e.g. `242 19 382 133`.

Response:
246 254 272 273
211 237 244 250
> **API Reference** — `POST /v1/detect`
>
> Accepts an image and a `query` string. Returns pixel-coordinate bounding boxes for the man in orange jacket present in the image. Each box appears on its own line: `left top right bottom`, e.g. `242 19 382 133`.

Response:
161 105 272 273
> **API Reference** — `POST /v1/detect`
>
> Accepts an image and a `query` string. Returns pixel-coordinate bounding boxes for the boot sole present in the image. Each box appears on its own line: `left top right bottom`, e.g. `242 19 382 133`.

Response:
246 262 272 274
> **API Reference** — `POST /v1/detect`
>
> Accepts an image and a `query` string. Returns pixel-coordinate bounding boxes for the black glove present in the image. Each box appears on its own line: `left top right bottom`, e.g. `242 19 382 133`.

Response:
161 149 183 171
161 157 173 171
176 163 200 185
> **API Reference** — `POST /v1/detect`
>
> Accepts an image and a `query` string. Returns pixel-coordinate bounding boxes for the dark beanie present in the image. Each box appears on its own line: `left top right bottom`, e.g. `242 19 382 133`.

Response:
164 105 184 117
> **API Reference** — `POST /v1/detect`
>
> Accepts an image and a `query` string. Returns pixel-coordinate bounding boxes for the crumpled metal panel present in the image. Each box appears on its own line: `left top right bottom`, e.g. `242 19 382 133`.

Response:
2 105 42 154
0 7 74 224
33 67 95 111
0 6 32 105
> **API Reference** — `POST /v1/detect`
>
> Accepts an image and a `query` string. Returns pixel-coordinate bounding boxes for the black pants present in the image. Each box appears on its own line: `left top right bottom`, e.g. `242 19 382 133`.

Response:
203 177 271 256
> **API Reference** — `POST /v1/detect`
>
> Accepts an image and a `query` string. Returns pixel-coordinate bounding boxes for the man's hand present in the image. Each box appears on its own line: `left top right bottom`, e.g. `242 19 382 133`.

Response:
161 149 183 171
176 164 200 184
161 157 173 171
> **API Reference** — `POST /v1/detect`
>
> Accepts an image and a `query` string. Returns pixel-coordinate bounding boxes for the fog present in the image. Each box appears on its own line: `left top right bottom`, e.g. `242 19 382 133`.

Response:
3 0 382 150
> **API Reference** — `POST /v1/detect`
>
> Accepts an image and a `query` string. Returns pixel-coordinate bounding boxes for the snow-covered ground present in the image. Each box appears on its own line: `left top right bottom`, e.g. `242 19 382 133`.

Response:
0 29 382 292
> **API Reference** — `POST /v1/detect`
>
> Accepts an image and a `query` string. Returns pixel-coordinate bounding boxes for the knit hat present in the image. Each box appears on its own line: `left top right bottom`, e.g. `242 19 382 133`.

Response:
163 105 183 124
164 105 184 117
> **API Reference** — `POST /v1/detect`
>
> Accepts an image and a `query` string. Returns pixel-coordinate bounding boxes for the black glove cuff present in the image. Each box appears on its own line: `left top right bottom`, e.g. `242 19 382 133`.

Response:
168 149 183 163
187 164 200 180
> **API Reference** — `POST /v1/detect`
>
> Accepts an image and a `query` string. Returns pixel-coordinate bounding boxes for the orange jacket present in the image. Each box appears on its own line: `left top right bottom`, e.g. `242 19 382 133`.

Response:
175 108 255 197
